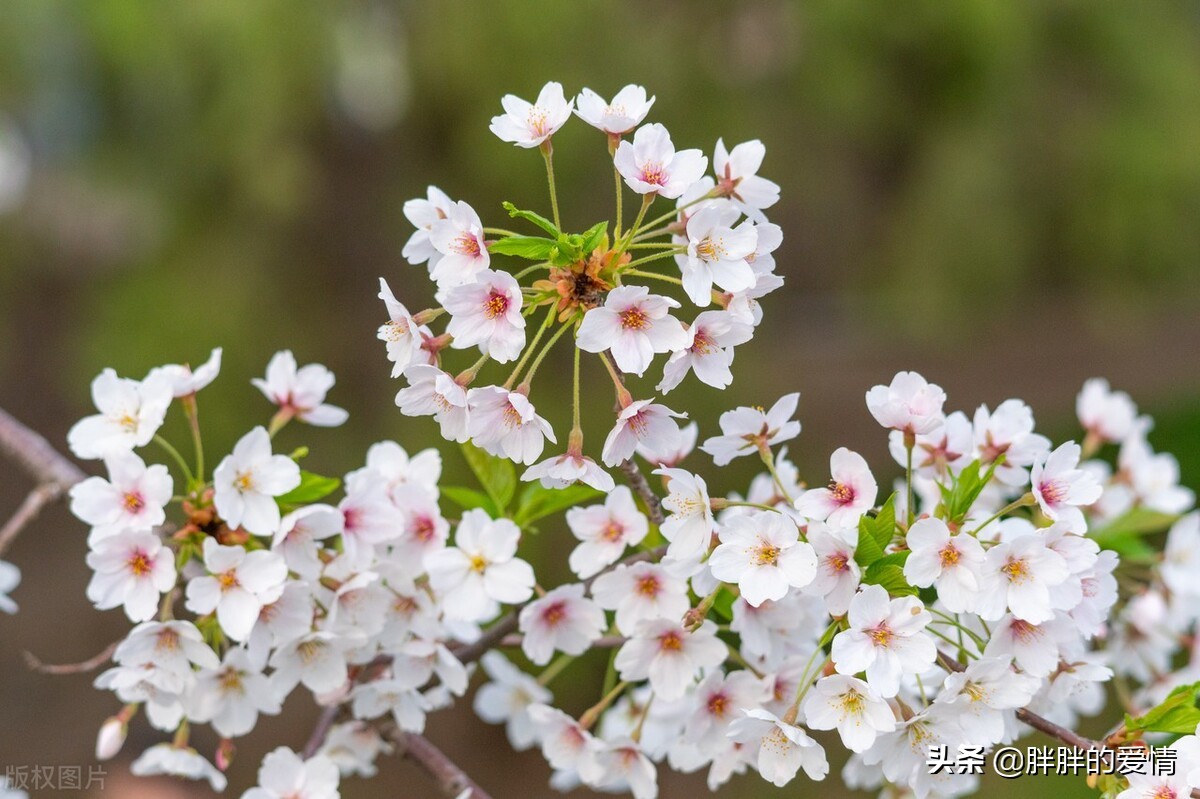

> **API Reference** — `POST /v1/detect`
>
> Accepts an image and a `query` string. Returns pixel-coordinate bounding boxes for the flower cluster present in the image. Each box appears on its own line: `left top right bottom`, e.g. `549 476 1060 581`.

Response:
384 81 783 492
46 82 1200 799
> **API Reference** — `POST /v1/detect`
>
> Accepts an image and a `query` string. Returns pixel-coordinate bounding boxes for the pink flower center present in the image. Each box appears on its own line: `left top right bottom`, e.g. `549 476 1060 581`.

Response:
658 630 684 652
453 233 481 257
939 544 961 568
123 492 145 513
501 403 524 429
541 602 567 627
639 162 667 186
829 480 855 505
127 550 152 577
1039 479 1066 505
707 692 729 718
526 107 549 137
483 291 509 319
411 515 435 542
602 522 625 542
1001 557 1030 584
867 623 894 647
620 307 649 330
636 575 661 597
691 331 717 356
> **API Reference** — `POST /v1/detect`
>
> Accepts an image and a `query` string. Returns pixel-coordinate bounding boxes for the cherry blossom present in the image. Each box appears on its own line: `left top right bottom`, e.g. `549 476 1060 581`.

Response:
700 393 800 466
677 205 758 306
184 538 288 641
243 746 341 799
425 509 534 622
0 560 19 614
575 85 654 135
591 561 690 634
576 285 689 376
428 200 490 287
490 81 572 148
614 122 707 199
253 350 348 427
713 138 780 212
1076 377 1138 443
473 651 552 751
395 364 470 443
377 277 432 375
802 674 895 753
977 532 1070 624
67 368 172 459
1031 441 1102 532
865 370 946 436
213 426 301 535
793 447 877 528
830 585 936 698
708 511 816 607
130 744 227 792
601 399 686 467
657 467 716 562
902 517 985 613
726 709 828 787
565 486 649 579
522 449 614 492
69 451 173 543
402 185 454 267
517 583 606 665
467 387 555 465
614 619 726 701
146 347 223 398
85 530 176 622
444 270 526 362
658 310 753 393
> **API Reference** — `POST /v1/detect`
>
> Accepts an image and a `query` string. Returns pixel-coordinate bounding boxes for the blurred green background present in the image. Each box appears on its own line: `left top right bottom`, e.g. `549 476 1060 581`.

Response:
1 1 1198 797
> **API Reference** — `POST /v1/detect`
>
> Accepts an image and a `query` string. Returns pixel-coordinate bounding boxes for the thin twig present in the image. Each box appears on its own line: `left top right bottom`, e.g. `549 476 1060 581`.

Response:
23 641 118 675
0 407 86 558
619 458 665 526
382 724 494 799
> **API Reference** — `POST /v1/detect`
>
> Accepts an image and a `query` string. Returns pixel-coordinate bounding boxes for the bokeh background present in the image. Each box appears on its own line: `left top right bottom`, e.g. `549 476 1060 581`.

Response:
1 1 1199 797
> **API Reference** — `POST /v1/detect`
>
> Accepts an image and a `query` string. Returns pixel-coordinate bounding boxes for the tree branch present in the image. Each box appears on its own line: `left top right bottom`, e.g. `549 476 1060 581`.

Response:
620 457 664 526
23 641 119 675
382 725 494 799
0 407 86 558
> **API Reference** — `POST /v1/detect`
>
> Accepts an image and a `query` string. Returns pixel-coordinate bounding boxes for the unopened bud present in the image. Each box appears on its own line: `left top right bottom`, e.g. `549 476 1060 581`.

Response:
95 716 127 761
216 738 236 771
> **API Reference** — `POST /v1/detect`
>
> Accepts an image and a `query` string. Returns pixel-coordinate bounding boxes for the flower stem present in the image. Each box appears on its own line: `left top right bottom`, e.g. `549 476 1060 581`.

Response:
154 435 195 486
572 337 582 433
613 195 653 262
622 248 685 271
597 352 633 407
625 268 684 287
634 190 717 238
541 142 561 231
580 680 629 730
504 306 556 389
536 654 575 687
757 444 795 506
483 227 519 238
968 493 1036 537
513 262 551 281
518 320 572 390
182 395 205 488
905 433 915 527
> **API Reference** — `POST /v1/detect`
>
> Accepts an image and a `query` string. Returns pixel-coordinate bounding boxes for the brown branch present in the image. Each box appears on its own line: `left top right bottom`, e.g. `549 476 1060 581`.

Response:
23 641 118 675
302 704 342 759
382 724 494 799
0 407 86 558
619 458 664 526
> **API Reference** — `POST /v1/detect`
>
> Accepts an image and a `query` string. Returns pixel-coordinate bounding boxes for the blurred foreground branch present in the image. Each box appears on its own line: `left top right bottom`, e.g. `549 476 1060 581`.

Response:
0 406 85 557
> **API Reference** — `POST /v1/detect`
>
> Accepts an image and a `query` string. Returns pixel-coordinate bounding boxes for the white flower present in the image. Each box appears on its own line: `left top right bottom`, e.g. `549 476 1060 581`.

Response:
86 530 176 622
677 205 758 306
188 648 281 738
657 467 716 561
67 368 173 459
902 517 985 614
708 511 816 607
522 450 614 492
831 585 936 698
577 285 689 376
658 310 753 393
425 509 535 622
467 387 555 465
377 278 432 375
428 200 490 287
700 393 800 466
982 616 1066 677
714 138 780 213
146 347 223 398
591 562 690 635
131 744 227 792
636 420 698 468
243 746 341 799
69 451 173 543
316 722 392 779
1031 441 1102 533
351 678 432 733
1077 378 1138 443
270 632 349 697
1121 434 1195 514
889 410 973 479
184 538 288 641
615 619 726 701
490 81 572 147
565 486 649 579
865 371 946 436
802 522 861 615
601 399 686 467
794 447 877 528
527 703 603 780
271 504 343 579
402 185 454 267
1115 773 1194 799
575 85 654 135
0 560 19 614
972 400 1050 486
444 270 526 362
934 656 1040 745
396 364 470 443
685 671 771 754
1163 512 1200 597
336 474 404 566
588 738 659 799
213 426 302 535
614 122 707 199
726 709 828 787
473 651 552 751
977 532 1070 623
518 583 606 665
253 351 348 427
803 674 895 753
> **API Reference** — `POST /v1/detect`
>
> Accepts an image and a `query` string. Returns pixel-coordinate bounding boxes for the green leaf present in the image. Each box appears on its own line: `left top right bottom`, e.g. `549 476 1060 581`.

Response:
460 442 516 513
440 485 499 517
854 493 897 567
861 563 918 596
938 459 1002 523
1126 681 1200 735
276 471 341 506
710 586 737 622
488 235 559 260
513 482 602 528
1091 508 1178 550
503 201 559 236
580 221 609 254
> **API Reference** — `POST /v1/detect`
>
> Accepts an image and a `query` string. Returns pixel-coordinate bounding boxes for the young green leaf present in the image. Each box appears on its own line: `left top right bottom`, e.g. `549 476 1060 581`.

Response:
440 485 499 518
502 201 560 236
275 470 340 506
488 236 558 260
854 493 897 567
513 482 603 528
460 442 517 513
580 221 609 254
1125 681 1200 735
